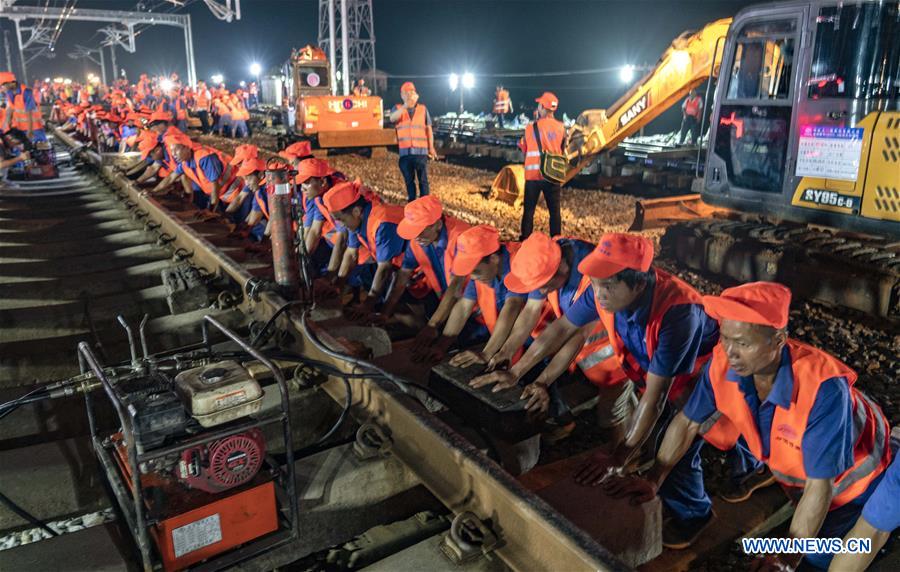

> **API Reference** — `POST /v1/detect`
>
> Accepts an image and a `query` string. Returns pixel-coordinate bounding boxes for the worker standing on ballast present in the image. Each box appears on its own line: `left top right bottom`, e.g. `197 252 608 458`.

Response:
519 92 564 240
493 85 512 128
389 82 438 202
678 89 703 146
1 72 47 143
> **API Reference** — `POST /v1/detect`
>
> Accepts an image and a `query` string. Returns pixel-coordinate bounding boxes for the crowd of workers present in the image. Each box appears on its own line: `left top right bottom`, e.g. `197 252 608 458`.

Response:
1 67 895 571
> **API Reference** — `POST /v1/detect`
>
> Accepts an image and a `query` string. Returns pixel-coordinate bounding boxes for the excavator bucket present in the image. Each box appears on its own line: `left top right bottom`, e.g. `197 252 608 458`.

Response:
628 194 727 231
491 164 526 208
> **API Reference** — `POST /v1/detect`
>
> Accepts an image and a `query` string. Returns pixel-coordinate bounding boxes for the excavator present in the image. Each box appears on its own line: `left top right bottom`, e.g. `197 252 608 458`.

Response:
496 0 900 319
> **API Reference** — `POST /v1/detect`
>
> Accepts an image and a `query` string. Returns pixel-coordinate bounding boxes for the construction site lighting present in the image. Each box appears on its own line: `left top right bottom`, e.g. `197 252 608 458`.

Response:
239 81 246 87
249 62 262 76
211 73 224 85
462 72 475 89
448 73 459 91
620 64 636 84
160 78 174 92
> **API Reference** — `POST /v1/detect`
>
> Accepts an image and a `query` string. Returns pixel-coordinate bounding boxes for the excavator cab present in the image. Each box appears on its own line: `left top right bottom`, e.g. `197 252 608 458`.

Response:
703 0 900 237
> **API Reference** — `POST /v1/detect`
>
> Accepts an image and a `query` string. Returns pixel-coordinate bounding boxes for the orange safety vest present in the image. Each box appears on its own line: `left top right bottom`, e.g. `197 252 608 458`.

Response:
396 104 429 156
181 147 237 201
356 202 405 267
493 89 511 114
195 89 210 110
7 88 45 132
547 273 626 386
408 216 471 295
596 268 708 404
684 95 702 118
521 117 565 181
705 340 891 509
175 97 188 121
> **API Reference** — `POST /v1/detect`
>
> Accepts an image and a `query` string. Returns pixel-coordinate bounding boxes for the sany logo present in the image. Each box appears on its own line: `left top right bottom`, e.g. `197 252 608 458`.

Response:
618 93 650 128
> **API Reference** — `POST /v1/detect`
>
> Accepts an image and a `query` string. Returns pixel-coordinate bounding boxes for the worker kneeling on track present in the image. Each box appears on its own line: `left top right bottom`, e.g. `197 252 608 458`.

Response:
472 233 770 547
604 282 894 570
322 180 407 314
154 130 238 212
295 157 349 278
377 195 477 342
226 156 268 237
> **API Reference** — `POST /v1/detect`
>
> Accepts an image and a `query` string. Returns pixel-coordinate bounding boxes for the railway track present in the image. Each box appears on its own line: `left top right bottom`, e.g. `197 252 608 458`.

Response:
2 129 894 572
0 130 632 571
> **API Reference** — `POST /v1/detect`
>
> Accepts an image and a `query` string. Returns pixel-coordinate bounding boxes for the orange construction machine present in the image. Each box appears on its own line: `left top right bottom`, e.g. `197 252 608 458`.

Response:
284 45 396 149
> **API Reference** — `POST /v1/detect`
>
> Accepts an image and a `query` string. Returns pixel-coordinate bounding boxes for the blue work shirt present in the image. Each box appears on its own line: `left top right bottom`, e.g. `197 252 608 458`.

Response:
565 272 719 378
346 201 406 263
5 87 37 110
402 221 450 292
120 124 138 139
682 345 855 479
862 452 900 532
175 152 223 183
526 238 594 311
463 245 527 310
303 196 327 227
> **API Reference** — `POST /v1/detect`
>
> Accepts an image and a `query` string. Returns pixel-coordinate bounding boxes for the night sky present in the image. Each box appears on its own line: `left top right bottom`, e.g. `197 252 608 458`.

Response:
3 0 759 132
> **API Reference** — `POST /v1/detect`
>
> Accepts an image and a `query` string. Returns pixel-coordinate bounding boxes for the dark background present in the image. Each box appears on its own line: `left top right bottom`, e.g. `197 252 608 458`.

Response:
2 0 758 132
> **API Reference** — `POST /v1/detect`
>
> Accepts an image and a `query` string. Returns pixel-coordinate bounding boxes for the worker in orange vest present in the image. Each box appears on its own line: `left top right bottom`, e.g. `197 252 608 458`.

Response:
323 180 407 307
248 81 259 108
469 232 628 441
379 195 472 332
229 93 249 138
388 82 438 201
518 92 565 240
473 233 767 544
678 89 703 145
424 225 531 367
153 130 236 210
295 157 350 276
604 281 893 569
1 72 47 142
193 81 212 134
352 78 371 97
493 85 512 128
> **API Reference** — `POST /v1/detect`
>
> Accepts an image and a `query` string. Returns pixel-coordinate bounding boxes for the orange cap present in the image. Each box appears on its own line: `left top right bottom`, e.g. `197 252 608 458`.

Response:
230 143 259 166
504 233 561 293
577 233 654 279
149 110 173 123
322 180 362 212
702 282 792 329
296 158 335 184
535 91 559 111
451 225 501 277
280 140 313 159
400 81 416 93
237 157 267 178
397 195 443 240
0 71 16 84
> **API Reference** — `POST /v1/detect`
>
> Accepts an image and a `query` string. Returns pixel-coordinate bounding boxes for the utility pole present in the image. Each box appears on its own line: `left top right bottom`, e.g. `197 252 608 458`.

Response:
2 28 12 73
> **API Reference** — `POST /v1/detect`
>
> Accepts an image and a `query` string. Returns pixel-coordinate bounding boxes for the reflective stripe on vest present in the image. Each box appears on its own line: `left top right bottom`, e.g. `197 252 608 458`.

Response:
409 216 470 294
8 88 45 131
396 104 429 156
707 339 891 509
596 268 708 402
522 117 565 181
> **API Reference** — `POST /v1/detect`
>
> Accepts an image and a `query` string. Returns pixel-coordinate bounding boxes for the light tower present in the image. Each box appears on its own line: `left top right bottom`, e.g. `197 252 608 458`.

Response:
317 0 377 96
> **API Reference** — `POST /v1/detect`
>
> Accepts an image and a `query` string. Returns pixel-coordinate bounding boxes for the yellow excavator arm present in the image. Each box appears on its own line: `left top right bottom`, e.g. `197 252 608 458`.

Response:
563 17 732 182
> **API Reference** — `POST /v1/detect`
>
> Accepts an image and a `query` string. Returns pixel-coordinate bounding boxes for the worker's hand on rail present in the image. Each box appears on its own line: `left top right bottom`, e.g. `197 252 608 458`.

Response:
410 335 453 364
602 474 657 505
574 451 621 487
449 350 486 368
314 278 340 300
346 298 376 321
485 349 513 372
411 325 440 352
520 383 550 414
469 370 518 392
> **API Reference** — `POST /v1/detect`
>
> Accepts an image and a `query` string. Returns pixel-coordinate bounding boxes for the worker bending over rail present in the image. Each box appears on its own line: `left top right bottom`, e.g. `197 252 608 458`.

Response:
604 282 894 570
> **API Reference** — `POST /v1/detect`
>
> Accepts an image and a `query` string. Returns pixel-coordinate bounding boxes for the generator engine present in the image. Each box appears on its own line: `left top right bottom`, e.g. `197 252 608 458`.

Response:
178 428 266 493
